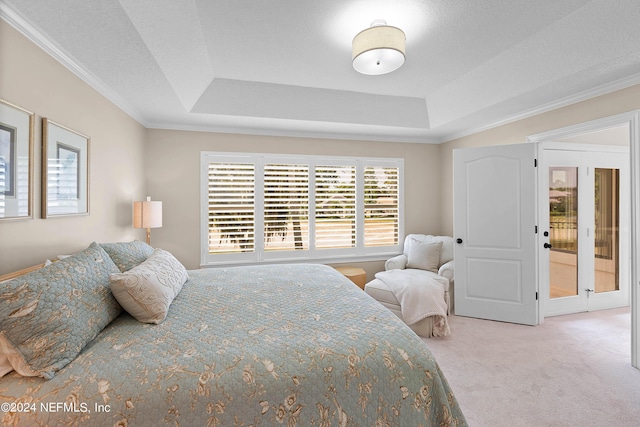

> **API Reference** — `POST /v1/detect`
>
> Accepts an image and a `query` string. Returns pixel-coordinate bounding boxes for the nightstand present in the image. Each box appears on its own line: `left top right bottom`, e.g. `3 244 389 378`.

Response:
335 267 366 289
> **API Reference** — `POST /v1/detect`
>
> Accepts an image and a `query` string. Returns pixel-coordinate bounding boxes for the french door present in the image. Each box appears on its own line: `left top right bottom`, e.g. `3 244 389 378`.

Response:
539 146 630 317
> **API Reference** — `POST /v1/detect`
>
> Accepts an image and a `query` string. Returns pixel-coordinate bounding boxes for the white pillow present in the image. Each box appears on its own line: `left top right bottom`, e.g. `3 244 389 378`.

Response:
406 239 442 272
109 248 188 324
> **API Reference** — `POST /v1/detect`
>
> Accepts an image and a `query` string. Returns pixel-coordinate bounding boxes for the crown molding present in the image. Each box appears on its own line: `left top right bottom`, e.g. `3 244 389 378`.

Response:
4 0 639 146
440 72 640 144
0 2 148 126
527 110 639 143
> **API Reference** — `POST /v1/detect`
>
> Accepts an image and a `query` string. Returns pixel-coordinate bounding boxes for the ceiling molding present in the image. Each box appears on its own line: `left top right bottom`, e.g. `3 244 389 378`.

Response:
0 3 148 127
145 120 441 145
527 110 639 143
4 1 640 146
440 72 640 144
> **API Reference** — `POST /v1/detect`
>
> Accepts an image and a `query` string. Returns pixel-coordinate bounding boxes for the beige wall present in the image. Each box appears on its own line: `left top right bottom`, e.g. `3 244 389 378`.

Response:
145 129 442 280
0 21 147 275
439 84 640 235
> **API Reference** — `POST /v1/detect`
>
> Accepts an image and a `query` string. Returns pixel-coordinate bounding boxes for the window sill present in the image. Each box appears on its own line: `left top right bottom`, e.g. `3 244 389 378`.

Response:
199 253 399 269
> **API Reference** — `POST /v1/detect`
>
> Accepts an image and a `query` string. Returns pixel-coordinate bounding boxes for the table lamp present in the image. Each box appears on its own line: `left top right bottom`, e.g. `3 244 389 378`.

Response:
133 196 162 245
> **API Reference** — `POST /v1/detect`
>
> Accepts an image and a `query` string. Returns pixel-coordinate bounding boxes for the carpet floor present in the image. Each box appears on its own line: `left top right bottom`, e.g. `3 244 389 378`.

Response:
424 307 640 427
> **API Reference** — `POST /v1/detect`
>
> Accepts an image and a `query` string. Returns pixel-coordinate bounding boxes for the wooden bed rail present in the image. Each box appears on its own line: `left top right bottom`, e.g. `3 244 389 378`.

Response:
0 263 46 283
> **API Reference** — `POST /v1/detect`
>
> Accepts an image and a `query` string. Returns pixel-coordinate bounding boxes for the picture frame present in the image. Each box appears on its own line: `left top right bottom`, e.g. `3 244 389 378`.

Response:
0 99 34 221
42 119 90 218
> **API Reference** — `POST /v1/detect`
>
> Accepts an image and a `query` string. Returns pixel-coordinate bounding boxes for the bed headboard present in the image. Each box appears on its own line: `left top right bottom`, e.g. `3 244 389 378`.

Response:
0 263 45 283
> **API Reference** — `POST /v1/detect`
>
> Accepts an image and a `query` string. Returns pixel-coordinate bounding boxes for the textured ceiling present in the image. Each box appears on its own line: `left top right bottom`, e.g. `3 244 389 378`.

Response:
2 0 640 143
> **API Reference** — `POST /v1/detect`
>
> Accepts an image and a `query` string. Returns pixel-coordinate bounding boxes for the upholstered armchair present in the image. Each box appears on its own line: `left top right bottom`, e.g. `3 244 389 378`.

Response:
384 234 455 285
364 234 455 337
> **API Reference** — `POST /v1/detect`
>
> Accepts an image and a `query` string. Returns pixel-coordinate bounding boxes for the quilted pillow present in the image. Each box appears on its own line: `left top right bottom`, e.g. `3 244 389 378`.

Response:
406 238 442 273
0 242 122 379
100 240 154 272
109 248 188 324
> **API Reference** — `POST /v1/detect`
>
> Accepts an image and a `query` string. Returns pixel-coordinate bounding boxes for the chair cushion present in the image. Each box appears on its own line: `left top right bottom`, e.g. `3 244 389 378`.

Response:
365 278 400 306
365 269 450 307
406 238 442 272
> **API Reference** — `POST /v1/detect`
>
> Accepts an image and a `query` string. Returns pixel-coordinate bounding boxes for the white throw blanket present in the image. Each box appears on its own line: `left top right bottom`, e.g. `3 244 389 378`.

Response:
375 269 450 337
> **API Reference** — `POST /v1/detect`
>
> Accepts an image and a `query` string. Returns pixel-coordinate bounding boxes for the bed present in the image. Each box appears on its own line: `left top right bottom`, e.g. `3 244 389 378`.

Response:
0 241 466 426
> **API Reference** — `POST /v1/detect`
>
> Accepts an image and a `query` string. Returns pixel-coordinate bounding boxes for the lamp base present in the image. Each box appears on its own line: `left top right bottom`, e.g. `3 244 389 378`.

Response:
146 228 151 246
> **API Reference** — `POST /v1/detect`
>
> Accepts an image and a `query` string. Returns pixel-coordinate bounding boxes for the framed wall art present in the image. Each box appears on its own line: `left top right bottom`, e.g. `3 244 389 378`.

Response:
0 99 34 221
42 118 90 218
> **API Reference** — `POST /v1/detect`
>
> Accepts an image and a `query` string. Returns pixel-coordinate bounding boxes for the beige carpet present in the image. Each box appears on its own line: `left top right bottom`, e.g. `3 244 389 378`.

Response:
424 307 640 427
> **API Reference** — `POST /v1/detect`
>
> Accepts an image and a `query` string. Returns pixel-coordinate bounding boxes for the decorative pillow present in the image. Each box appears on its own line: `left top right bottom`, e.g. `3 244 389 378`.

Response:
0 354 13 377
0 242 122 379
109 248 188 324
406 239 443 273
100 240 154 272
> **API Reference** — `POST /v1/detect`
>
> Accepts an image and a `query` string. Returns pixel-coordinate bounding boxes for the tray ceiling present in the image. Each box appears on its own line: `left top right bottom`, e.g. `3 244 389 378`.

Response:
2 0 640 143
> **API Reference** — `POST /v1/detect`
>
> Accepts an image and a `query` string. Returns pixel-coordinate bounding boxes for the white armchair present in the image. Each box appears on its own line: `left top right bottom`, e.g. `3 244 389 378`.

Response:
385 235 455 283
364 234 455 337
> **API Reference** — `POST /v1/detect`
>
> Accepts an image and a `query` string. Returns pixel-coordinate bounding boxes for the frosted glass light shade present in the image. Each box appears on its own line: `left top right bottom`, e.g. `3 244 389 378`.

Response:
352 24 406 75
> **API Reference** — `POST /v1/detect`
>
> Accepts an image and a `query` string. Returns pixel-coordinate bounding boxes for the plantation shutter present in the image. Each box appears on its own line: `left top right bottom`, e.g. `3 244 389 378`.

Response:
201 152 403 265
364 166 400 247
315 165 357 249
264 163 309 251
206 162 255 254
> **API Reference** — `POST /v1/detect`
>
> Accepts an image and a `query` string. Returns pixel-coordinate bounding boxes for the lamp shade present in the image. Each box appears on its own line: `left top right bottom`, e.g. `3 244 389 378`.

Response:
133 197 162 229
352 22 406 75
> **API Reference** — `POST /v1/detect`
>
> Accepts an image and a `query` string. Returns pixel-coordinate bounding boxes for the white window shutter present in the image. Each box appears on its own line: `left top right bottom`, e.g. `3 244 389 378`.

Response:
206 162 255 254
315 165 357 249
364 166 400 247
264 163 309 251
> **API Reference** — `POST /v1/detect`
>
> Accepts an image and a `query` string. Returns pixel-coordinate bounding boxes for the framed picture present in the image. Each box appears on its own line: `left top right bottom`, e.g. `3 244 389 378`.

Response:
42 119 90 218
0 99 34 221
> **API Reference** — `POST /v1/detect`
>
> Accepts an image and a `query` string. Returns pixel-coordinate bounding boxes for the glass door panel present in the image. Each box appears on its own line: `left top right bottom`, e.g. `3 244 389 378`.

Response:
594 168 619 294
549 167 578 299
541 146 629 318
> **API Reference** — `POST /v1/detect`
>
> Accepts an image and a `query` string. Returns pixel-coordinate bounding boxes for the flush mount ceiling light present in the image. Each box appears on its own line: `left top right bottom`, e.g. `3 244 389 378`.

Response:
352 19 406 75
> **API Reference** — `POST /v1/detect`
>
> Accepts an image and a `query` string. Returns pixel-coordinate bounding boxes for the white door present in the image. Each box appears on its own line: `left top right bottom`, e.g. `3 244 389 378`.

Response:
539 146 630 317
453 144 538 325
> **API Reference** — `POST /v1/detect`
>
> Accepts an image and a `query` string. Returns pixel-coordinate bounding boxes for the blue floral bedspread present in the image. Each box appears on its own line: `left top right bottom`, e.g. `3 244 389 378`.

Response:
0 264 466 426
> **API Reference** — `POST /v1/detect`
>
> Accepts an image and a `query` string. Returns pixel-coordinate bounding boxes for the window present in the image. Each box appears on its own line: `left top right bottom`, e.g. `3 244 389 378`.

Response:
201 152 403 265
206 161 255 254
315 164 356 249
264 163 309 251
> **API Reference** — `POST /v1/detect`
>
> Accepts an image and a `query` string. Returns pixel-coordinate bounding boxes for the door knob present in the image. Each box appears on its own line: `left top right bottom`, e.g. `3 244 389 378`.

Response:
544 243 552 249
456 238 463 244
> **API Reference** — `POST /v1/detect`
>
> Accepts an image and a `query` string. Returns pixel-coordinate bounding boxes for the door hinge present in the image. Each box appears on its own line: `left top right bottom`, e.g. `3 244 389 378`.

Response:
534 159 537 167
536 292 538 300
535 225 538 234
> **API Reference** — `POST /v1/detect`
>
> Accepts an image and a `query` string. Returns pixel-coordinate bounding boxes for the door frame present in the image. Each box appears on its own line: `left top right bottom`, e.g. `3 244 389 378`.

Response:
527 111 640 369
